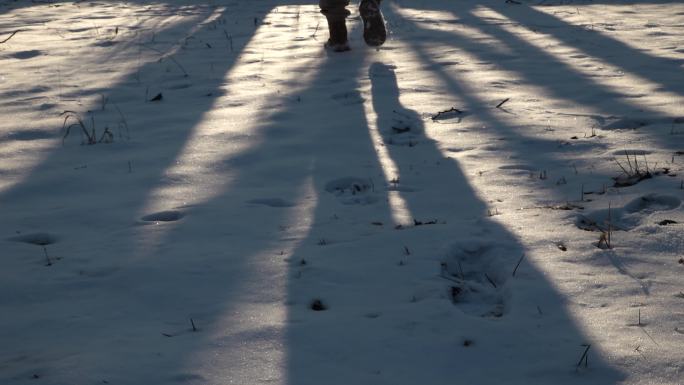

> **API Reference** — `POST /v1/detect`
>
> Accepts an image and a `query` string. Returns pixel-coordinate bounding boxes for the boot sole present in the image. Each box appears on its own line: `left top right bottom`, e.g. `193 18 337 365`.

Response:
360 0 386 47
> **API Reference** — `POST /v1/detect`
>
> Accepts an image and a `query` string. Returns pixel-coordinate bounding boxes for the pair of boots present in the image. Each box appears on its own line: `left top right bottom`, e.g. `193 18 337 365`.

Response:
323 0 385 52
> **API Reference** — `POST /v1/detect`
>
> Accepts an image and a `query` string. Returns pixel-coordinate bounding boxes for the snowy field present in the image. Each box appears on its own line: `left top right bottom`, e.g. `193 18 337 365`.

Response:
1 0 683 384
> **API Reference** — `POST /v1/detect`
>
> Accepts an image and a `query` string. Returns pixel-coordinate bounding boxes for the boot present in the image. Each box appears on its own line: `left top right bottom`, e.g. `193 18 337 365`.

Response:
324 16 350 52
360 0 386 47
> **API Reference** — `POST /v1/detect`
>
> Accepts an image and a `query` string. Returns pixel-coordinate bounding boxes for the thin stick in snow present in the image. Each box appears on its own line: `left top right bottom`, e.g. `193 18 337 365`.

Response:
607 202 612 248
139 43 188 77
431 107 463 121
484 273 497 288
311 22 320 40
512 253 525 276
457 261 465 280
439 274 461 284
223 29 233 52
113 103 130 140
576 344 591 368
496 98 510 109
43 246 52 267
639 327 659 347
0 30 20 44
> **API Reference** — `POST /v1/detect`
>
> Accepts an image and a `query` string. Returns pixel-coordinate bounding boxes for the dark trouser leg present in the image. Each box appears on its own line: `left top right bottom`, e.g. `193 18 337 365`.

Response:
319 0 350 45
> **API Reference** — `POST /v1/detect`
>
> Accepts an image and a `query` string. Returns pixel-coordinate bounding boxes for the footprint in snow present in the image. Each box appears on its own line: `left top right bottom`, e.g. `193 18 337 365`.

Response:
325 177 378 205
4 129 54 141
444 146 475 154
498 164 538 175
92 40 118 48
441 240 513 318
612 149 652 156
331 91 365 106
602 116 684 130
9 232 59 246
576 194 681 232
141 210 185 223
247 198 295 208
9 50 43 60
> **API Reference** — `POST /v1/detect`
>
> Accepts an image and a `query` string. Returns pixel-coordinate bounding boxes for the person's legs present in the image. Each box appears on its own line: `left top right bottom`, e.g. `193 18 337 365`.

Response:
319 0 351 51
319 0 351 19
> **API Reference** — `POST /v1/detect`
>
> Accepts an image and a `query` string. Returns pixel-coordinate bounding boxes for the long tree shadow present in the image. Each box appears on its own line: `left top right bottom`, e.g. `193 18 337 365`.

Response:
382 5 594 176
395 0 683 138
382 0 684 200
0 1 295 383
499 0 684 100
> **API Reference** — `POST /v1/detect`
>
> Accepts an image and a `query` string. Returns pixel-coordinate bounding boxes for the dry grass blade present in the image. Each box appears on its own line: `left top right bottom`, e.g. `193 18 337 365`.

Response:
60 111 95 144
0 30 20 44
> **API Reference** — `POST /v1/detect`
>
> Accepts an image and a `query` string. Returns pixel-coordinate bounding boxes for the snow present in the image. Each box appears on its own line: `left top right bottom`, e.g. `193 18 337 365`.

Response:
1 0 683 384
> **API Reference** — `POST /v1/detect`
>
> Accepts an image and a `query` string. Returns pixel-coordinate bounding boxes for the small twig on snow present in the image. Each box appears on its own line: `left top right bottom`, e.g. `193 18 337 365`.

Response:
139 43 188 77
484 273 497 288
512 253 525 276
431 107 463 121
43 246 52 266
576 344 591 368
311 22 320 40
0 30 20 44
496 98 511 109
457 261 465 279
60 111 95 144
99 127 113 143
113 103 130 139
223 29 233 52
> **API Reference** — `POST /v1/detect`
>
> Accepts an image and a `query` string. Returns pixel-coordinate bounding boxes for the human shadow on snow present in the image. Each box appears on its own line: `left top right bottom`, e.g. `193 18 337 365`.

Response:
281 44 625 383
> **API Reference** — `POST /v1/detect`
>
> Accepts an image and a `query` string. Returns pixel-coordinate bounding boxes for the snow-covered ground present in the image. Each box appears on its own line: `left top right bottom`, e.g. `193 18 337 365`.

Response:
1 0 683 384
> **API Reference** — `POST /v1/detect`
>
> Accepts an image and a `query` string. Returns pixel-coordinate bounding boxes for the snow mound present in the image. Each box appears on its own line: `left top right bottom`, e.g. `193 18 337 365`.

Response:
576 194 681 231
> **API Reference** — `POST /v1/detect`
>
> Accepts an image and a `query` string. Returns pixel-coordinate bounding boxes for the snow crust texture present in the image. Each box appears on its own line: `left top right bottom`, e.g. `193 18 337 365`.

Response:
1 0 684 384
